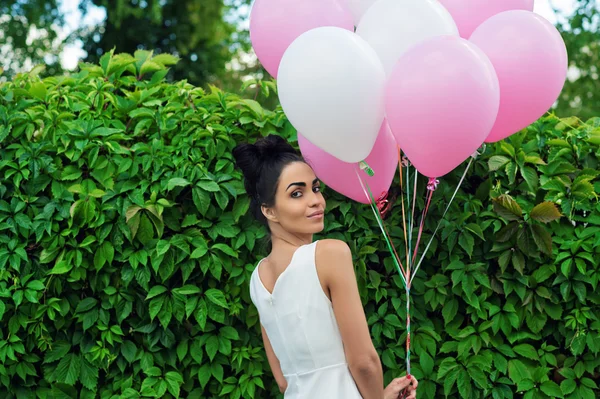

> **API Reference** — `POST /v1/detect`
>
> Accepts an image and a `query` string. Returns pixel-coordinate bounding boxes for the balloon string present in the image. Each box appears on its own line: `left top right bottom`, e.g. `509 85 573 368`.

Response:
405 160 412 269
409 156 475 284
410 184 435 267
409 168 418 263
355 167 407 286
397 146 411 279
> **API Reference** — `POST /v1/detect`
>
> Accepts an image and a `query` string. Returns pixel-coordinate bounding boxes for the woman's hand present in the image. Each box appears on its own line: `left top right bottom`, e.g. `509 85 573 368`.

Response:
383 375 418 399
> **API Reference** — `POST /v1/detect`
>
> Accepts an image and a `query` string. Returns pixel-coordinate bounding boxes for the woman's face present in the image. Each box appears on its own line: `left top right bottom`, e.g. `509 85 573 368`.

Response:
264 162 326 235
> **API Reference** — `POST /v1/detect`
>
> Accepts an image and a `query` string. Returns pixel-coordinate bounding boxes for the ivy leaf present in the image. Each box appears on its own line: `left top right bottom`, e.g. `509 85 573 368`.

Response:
458 232 474 257
49 261 73 275
530 202 562 224
44 341 71 364
493 195 523 221
53 353 81 385
205 335 219 362
513 344 538 360
205 289 228 308
540 381 563 397
508 359 531 385
442 298 458 325
165 371 183 398
121 340 137 363
167 178 191 191
520 165 539 192
488 155 511 171
79 358 98 390
531 224 553 255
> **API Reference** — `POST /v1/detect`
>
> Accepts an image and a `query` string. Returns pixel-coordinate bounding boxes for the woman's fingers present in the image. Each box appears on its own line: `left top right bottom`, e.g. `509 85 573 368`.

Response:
410 376 419 390
392 376 412 390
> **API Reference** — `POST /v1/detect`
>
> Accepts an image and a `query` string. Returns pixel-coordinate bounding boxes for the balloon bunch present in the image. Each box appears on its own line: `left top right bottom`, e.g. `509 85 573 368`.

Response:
250 0 568 383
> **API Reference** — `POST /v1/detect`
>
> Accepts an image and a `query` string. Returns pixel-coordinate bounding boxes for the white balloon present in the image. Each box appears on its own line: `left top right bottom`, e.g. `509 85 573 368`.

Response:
277 27 386 163
345 0 379 25
356 0 459 75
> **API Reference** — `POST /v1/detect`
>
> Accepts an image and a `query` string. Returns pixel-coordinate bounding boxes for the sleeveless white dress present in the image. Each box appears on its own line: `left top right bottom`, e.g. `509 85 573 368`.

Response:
249 241 363 399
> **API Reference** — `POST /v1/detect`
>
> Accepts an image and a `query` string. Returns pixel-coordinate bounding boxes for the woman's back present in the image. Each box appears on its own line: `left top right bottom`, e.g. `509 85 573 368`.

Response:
250 241 362 399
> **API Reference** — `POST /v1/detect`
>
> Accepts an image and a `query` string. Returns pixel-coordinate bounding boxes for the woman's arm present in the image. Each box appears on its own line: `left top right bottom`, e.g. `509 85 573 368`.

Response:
261 325 288 394
317 239 384 399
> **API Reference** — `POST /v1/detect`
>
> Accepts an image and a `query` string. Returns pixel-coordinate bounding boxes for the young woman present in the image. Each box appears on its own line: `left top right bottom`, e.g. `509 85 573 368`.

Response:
233 135 418 399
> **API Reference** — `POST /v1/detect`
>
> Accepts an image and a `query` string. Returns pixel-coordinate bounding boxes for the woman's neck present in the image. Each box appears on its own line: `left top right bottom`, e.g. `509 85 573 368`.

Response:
269 225 313 252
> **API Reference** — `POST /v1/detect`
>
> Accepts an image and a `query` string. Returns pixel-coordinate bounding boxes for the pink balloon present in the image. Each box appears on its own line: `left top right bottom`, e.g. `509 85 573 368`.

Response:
249 0 354 78
299 122 397 204
438 0 534 39
385 36 499 178
470 11 568 143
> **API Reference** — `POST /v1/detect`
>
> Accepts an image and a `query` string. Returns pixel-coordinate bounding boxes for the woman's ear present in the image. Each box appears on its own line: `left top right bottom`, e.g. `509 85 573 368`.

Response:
261 205 278 223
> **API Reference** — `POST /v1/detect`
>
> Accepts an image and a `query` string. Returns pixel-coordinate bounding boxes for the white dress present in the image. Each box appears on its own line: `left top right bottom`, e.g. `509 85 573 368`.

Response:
249 241 363 399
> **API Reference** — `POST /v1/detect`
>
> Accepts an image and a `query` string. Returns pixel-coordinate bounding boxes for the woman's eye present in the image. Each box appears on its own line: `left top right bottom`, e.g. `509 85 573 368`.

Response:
291 191 302 198
313 186 321 193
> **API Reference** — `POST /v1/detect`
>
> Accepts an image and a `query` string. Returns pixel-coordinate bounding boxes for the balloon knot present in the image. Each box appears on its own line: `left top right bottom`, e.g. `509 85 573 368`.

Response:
359 161 375 177
427 178 440 191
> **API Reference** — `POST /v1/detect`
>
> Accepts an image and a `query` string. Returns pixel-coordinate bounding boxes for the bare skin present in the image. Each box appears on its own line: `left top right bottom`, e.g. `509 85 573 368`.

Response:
258 162 418 399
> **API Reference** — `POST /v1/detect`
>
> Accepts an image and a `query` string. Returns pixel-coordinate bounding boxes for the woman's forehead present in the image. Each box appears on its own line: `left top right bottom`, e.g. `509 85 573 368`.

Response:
279 162 317 185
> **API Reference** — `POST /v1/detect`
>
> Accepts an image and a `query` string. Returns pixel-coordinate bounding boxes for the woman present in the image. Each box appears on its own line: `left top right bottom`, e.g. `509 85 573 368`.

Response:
233 135 418 399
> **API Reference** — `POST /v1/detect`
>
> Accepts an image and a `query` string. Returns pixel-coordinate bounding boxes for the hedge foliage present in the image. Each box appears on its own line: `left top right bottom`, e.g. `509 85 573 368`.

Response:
0 51 599 399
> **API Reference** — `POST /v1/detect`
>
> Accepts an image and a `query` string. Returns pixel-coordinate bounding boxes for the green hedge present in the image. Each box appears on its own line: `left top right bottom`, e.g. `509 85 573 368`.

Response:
0 51 599 399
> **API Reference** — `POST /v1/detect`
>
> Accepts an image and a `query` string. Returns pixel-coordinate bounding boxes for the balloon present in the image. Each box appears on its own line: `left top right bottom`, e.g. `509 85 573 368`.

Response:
356 0 458 75
345 0 378 25
249 0 353 78
385 36 500 178
438 0 534 39
470 11 568 143
278 27 386 163
299 122 397 204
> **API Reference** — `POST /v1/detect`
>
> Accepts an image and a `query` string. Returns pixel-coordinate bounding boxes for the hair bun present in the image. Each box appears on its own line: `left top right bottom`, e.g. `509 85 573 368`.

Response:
254 134 297 159
232 135 298 200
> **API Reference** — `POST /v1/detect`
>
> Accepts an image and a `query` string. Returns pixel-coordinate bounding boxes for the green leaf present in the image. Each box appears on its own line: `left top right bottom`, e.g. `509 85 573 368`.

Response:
493 195 522 221
197 180 219 192
540 381 563 397
146 285 168 299
44 341 71 364
79 359 98 390
174 285 200 295
121 340 137 363
29 82 47 101
205 289 227 308
167 178 191 191
530 202 562 223
49 261 73 275
94 241 114 270
561 379 576 395
205 335 219 361
54 353 80 385
165 371 183 398
76 298 98 313
508 359 531 384
176 339 188 362
442 298 459 325
531 224 553 255
459 232 475 257
520 165 539 192
220 326 239 341
488 155 511 171
198 364 211 388
513 344 538 360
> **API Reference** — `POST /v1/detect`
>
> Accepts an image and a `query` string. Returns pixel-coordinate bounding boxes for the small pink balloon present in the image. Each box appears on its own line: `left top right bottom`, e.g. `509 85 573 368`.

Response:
438 0 534 39
385 36 499 178
250 0 354 78
298 122 397 204
470 11 568 143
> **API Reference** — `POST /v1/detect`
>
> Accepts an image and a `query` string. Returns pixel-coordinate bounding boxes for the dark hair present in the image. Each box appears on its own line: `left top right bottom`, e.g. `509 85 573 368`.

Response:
232 134 305 229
